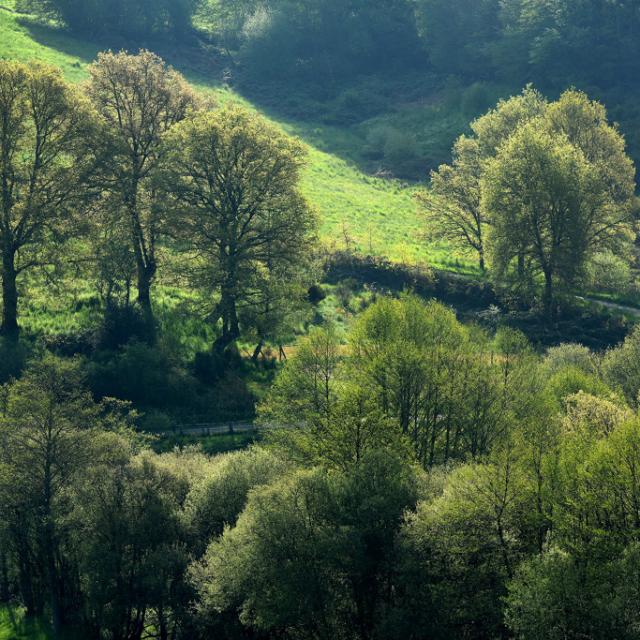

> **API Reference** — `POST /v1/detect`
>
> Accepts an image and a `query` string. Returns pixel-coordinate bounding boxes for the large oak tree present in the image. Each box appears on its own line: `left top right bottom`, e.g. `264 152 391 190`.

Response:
164 105 317 355
0 61 95 338
87 50 198 332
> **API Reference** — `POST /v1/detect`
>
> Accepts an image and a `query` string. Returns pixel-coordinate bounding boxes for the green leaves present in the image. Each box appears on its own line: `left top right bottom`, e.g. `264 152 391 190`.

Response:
162 105 317 354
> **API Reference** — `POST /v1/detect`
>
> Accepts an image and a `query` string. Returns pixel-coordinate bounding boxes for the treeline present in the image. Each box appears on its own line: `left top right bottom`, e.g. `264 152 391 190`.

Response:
208 0 640 91
4 295 640 639
18 0 203 38
21 0 640 95
0 52 316 360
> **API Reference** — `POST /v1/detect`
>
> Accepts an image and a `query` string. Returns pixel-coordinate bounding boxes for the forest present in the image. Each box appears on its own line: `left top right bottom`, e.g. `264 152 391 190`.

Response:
1 1 640 639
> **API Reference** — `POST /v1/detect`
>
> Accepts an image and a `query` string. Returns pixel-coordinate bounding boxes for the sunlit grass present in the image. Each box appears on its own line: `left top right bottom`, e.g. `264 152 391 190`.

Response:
0 3 485 350
0 5 473 273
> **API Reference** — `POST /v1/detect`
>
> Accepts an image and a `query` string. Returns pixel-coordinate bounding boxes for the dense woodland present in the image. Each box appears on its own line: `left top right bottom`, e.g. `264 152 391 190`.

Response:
2 1 640 639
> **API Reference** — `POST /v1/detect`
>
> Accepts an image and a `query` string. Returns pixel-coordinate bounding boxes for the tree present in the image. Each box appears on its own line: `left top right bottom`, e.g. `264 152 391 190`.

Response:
73 452 191 640
221 0 422 84
425 87 547 277
183 447 292 554
483 120 634 313
164 105 317 355
421 136 486 271
259 324 342 431
0 356 131 632
0 61 95 338
470 86 547 159
351 295 510 466
398 444 530 640
603 325 640 407
191 452 420 640
87 50 198 333
414 0 500 77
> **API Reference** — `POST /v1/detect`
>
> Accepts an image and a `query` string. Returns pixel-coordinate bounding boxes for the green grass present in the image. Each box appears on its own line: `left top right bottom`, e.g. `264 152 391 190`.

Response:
153 431 260 455
0 4 476 272
0 605 82 640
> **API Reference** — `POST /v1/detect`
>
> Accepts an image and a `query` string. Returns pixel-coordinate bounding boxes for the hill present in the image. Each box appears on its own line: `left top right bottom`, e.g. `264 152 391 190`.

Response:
0 1 476 272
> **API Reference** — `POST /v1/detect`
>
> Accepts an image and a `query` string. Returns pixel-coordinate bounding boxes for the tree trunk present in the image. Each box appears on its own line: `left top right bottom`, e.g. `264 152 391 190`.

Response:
15 534 40 618
1 248 18 339
212 289 240 356
128 181 156 341
136 262 156 342
517 252 525 280
0 550 10 602
543 270 554 318
479 250 486 273
252 340 264 364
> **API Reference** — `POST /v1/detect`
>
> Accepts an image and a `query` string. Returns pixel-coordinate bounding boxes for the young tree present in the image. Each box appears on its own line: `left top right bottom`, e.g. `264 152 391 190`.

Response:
420 136 486 271
259 325 342 431
87 51 198 332
164 105 317 355
0 61 95 338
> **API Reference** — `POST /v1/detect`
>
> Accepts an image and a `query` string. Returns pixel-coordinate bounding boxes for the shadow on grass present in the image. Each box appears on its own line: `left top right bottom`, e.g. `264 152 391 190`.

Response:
17 13 225 87
17 16 100 65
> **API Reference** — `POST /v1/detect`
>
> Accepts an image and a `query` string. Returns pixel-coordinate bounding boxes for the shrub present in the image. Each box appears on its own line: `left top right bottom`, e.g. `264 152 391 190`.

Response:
543 343 598 377
584 251 632 294
89 341 196 409
96 304 152 350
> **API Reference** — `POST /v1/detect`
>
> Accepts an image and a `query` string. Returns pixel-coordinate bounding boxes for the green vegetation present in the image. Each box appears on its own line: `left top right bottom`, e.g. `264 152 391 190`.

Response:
0 3 444 269
4 299 640 639
3 2 640 639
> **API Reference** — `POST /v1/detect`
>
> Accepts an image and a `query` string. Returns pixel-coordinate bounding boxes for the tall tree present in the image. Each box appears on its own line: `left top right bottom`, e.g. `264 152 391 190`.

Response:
0 61 95 338
164 105 317 355
0 356 126 632
424 87 547 276
87 50 198 333
483 121 633 313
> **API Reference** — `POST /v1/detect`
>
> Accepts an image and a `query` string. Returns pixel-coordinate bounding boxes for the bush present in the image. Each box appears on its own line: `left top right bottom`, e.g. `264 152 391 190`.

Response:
461 82 494 118
0 338 32 383
96 304 153 350
308 284 327 305
584 251 632 294
89 341 197 409
543 343 598 377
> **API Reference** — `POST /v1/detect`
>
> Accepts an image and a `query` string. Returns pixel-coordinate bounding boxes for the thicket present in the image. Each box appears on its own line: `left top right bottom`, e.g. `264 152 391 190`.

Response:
4 295 640 639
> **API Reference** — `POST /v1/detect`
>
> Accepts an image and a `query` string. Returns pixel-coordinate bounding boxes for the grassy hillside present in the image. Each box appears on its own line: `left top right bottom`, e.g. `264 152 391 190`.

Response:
0 2 473 272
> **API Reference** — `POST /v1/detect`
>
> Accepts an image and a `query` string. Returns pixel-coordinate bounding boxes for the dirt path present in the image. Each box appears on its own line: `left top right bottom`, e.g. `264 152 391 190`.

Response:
577 296 640 318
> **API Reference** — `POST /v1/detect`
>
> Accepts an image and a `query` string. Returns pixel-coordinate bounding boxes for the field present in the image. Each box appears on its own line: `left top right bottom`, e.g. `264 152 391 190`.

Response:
0 1 478 272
